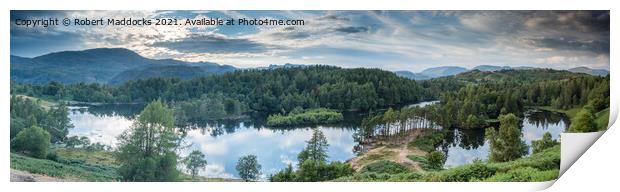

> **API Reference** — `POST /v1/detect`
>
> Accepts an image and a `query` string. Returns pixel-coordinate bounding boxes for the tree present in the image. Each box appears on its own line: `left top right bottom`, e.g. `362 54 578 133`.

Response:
570 107 598 132
531 132 558 154
236 155 262 181
115 100 181 181
11 125 51 158
298 129 329 164
426 150 446 170
486 113 528 162
183 150 208 179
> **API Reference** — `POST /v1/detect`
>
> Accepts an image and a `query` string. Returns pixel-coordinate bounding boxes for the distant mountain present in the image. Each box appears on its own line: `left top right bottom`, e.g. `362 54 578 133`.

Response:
259 63 309 70
568 67 609 76
394 71 431 80
10 48 235 84
420 66 468 78
472 65 511 72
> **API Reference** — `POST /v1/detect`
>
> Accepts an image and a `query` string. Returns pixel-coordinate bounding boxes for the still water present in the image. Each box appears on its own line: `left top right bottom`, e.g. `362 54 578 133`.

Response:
68 103 566 178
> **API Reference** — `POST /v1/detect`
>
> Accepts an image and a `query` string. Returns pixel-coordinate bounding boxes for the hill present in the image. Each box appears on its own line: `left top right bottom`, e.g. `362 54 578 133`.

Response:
472 65 511 72
394 71 431 80
419 66 468 78
568 67 609 76
109 65 235 85
10 48 235 84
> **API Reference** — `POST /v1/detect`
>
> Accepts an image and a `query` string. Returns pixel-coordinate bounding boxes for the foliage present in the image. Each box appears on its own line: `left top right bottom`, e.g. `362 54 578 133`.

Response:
11 126 51 158
235 155 262 181
360 160 409 174
174 93 246 124
295 160 354 182
10 95 73 142
115 100 181 181
426 150 446 170
269 164 295 182
298 129 330 164
531 132 559 154
266 108 343 127
484 167 558 182
271 129 354 182
183 150 208 178
570 107 598 132
486 114 528 162
14 66 426 113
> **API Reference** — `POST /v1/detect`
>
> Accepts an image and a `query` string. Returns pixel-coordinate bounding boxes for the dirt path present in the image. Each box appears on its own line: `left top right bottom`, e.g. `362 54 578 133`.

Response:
347 129 427 172
10 169 77 182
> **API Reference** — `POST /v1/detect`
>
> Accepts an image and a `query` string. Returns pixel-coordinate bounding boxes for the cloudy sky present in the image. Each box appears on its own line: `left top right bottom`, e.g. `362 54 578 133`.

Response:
10 10 610 71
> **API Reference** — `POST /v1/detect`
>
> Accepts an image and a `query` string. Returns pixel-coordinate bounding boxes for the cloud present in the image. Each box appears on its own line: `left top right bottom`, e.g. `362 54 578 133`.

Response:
10 10 610 71
152 34 271 54
335 26 369 33
523 36 609 54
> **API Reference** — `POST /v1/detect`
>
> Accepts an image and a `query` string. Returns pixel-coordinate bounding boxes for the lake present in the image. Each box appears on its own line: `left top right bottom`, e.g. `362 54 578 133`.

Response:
67 102 567 179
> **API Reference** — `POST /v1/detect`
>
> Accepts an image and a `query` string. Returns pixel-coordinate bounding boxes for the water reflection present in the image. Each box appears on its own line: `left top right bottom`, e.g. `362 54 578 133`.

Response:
67 104 567 178
441 111 567 168
68 104 356 179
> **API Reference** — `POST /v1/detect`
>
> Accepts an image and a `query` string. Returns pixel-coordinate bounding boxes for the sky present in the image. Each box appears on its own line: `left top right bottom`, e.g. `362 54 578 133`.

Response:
10 10 610 72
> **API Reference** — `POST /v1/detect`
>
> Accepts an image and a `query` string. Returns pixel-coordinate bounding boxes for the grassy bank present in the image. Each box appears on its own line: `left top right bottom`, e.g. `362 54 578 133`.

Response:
12 148 239 182
334 145 560 182
10 152 120 181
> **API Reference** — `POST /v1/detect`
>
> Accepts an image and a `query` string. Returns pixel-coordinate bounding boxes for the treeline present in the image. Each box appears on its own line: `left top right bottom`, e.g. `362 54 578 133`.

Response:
10 95 72 142
357 106 441 143
172 93 247 126
360 69 609 140
12 66 426 114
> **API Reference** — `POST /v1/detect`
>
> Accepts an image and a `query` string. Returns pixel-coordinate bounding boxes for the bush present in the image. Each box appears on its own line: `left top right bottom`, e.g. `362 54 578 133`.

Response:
360 160 409 174
485 167 558 182
425 160 497 182
426 150 446 170
11 126 51 158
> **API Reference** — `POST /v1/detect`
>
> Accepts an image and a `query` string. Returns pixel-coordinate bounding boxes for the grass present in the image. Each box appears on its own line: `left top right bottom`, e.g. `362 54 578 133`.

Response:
407 130 444 152
595 108 610 130
355 149 397 166
360 160 410 174
407 155 434 171
10 152 121 181
536 106 580 119
13 148 239 182
55 148 118 167
15 94 57 110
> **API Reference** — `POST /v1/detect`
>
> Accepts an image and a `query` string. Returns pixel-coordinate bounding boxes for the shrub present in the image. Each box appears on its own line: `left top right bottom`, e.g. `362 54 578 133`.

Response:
360 160 409 174
485 167 558 182
11 125 51 158
425 160 497 182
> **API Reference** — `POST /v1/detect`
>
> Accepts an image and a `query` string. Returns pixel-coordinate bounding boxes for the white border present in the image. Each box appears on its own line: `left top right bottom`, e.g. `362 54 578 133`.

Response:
2 1 616 192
